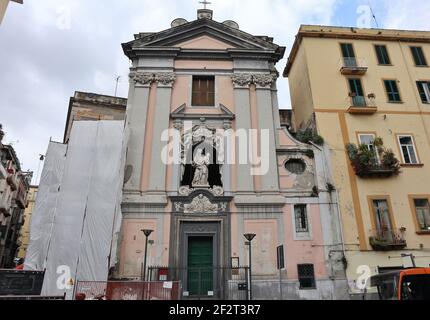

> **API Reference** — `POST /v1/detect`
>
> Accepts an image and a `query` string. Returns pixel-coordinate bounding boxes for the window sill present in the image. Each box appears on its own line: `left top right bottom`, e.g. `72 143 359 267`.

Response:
378 64 393 66
414 65 429 68
387 101 404 104
299 287 317 291
400 163 424 168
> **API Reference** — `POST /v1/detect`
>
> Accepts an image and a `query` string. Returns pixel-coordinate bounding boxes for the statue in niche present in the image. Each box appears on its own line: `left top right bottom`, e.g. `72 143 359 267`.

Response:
192 148 210 187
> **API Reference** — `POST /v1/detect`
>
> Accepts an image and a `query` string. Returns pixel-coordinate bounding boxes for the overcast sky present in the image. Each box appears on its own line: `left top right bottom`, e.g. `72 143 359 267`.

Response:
1 0 430 184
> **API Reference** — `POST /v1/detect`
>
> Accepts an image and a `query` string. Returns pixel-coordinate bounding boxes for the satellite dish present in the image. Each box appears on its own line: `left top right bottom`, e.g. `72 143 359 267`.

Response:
222 20 239 30
171 18 188 28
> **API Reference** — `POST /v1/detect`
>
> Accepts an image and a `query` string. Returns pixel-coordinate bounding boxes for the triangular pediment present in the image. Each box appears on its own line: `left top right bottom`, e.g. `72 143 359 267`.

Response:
175 35 236 50
123 18 285 59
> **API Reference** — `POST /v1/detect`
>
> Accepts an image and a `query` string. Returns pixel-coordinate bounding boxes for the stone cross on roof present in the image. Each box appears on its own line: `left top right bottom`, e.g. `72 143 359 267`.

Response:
199 0 212 10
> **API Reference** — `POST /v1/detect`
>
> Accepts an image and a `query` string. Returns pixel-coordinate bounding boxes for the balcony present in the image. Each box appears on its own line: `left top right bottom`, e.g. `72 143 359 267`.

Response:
347 94 378 114
369 228 407 251
339 57 368 75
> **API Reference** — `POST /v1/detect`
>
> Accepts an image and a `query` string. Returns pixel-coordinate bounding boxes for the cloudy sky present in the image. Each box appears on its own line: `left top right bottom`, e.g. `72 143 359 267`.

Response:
1 0 430 183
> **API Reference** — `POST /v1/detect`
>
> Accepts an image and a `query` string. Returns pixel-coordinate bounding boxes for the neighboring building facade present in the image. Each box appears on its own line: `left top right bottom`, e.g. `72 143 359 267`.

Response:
17 185 37 259
284 25 430 298
63 91 127 143
0 125 32 268
114 10 348 300
0 0 23 24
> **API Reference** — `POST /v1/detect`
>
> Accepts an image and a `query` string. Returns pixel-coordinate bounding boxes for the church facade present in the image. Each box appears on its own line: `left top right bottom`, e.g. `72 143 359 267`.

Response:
115 9 348 300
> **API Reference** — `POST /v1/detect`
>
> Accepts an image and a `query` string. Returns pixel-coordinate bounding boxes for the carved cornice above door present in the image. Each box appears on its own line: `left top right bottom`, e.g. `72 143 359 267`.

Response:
170 189 232 215
170 103 235 122
129 71 176 87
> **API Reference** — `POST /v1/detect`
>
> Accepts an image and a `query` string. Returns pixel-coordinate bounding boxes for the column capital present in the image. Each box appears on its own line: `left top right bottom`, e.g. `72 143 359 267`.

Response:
129 71 153 87
129 71 177 87
253 73 278 89
154 72 176 88
231 73 253 88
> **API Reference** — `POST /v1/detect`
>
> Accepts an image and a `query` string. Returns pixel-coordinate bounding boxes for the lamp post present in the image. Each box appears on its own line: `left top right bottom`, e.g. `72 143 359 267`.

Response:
244 233 256 300
141 229 153 281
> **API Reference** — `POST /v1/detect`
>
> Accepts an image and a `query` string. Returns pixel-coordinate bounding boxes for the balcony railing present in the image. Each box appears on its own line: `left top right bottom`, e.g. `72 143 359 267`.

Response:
340 57 368 75
369 228 407 251
348 95 378 114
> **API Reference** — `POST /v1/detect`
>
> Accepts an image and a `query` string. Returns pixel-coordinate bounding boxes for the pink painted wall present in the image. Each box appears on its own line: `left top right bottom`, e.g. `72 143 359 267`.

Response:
175 35 236 50
120 219 158 278
282 205 328 280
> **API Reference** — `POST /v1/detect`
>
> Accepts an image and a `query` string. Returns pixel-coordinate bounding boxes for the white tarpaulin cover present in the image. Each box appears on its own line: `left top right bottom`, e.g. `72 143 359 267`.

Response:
25 121 125 299
25 142 67 271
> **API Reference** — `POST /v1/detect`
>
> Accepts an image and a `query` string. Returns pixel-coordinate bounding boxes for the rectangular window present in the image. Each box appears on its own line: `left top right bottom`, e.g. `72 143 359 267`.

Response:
372 199 393 234
417 81 430 103
341 43 356 67
358 134 379 162
349 78 365 106
375 45 391 65
298 264 316 289
294 205 309 233
192 76 215 107
398 135 419 164
413 199 430 231
411 47 428 66
384 80 402 102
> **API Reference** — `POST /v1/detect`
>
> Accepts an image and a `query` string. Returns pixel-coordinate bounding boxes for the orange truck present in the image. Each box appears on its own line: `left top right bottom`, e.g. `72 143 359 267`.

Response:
370 268 430 300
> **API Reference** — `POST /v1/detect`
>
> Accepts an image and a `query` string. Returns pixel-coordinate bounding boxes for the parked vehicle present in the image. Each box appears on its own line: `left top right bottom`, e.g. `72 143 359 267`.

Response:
370 268 430 300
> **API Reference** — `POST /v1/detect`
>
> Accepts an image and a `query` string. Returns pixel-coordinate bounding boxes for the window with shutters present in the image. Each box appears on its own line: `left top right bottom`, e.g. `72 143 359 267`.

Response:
384 80 402 102
416 81 430 103
375 45 391 65
411 47 428 67
412 198 430 232
397 135 419 165
192 76 215 107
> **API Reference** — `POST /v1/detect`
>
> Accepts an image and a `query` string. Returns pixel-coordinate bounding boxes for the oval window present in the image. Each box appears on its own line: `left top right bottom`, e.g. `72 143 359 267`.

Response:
285 159 306 175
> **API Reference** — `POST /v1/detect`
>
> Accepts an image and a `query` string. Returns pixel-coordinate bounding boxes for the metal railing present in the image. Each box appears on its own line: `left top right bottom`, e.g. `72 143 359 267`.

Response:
369 228 407 250
340 57 368 70
148 266 250 300
350 95 377 108
74 281 182 300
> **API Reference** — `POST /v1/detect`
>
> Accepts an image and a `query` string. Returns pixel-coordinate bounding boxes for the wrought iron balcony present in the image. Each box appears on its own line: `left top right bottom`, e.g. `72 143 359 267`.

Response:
348 94 378 114
369 228 407 251
340 57 368 75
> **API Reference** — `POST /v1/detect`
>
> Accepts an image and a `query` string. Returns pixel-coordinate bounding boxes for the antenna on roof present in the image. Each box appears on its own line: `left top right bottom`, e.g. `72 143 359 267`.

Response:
114 75 121 97
369 3 379 28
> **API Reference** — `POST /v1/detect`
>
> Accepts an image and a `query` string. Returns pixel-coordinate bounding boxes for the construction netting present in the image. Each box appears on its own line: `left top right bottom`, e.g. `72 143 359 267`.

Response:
25 121 126 299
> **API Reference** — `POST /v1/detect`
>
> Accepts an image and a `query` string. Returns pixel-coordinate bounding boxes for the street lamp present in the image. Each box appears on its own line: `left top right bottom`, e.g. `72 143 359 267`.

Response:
141 229 154 281
244 233 256 300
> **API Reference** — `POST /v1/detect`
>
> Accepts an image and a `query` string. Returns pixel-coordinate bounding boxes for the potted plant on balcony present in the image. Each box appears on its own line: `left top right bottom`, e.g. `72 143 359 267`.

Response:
346 137 401 178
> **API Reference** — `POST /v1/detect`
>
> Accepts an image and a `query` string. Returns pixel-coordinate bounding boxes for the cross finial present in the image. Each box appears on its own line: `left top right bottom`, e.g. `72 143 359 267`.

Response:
199 0 211 10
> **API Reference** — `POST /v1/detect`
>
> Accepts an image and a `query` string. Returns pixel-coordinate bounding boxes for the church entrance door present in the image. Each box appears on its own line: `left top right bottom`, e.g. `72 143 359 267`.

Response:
187 236 214 296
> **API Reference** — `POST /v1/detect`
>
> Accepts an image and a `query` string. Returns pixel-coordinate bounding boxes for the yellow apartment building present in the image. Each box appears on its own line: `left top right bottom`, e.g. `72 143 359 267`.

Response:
284 25 430 298
18 186 37 259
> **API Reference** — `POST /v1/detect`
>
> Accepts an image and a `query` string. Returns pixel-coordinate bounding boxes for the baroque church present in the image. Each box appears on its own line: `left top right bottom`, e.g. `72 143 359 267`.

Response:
115 7 348 300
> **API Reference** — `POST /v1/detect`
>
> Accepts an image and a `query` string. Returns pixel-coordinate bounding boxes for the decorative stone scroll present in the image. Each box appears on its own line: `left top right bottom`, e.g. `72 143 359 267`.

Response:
129 71 176 86
230 73 278 88
231 73 253 87
184 194 218 214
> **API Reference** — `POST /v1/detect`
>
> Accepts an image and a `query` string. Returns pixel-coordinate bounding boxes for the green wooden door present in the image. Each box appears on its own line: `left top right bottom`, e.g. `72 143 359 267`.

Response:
188 237 213 296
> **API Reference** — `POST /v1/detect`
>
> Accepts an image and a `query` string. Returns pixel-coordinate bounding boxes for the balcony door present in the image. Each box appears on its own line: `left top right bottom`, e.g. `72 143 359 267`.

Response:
341 43 357 67
349 78 365 106
372 199 394 241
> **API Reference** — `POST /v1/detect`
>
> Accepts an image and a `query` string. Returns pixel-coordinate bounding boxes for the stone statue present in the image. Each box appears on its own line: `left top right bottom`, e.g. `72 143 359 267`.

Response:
192 148 210 187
